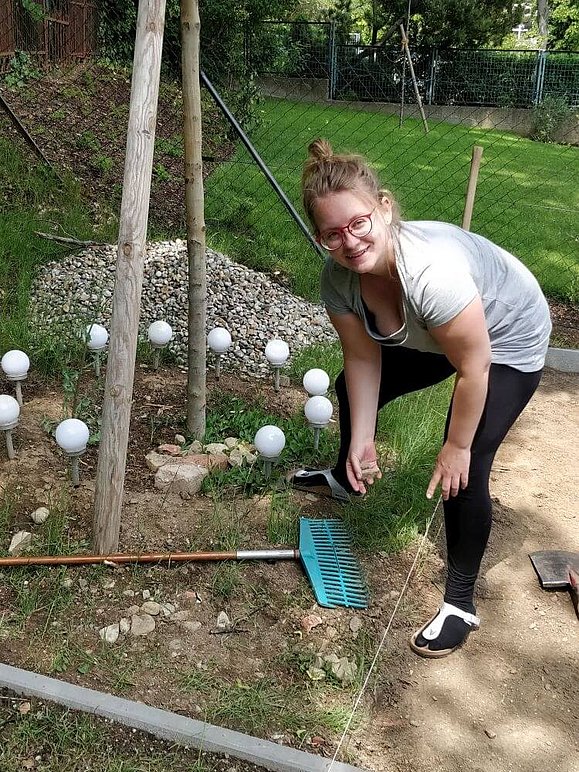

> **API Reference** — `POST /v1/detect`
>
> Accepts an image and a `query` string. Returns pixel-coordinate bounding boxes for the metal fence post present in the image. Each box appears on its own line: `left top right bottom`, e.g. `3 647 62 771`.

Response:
533 49 547 105
427 47 437 105
328 21 336 100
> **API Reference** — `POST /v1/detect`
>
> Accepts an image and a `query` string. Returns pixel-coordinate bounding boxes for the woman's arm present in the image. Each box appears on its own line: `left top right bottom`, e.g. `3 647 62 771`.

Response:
329 310 383 493
426 295 492 500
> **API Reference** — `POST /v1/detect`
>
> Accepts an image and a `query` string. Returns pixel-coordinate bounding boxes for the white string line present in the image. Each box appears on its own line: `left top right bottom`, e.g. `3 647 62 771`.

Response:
328 494 442 771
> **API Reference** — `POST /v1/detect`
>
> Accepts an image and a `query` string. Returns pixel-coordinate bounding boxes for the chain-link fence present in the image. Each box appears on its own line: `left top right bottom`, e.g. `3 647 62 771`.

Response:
1 3 578 318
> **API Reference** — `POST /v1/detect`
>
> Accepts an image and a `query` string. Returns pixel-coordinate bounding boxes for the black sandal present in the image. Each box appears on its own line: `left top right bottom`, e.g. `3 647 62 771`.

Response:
410 602 480 659
287 468 352 502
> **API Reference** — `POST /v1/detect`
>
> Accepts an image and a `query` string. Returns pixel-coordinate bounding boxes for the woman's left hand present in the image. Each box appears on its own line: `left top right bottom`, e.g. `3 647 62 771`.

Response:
426 442 470 501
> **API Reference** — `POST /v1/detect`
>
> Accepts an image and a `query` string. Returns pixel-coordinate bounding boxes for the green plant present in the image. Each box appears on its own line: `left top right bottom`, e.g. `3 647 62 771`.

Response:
153 163 172 182
530 95 573 143
4 51 41 88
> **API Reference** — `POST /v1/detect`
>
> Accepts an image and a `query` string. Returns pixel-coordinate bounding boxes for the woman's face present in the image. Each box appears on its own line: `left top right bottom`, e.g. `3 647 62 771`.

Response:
314 190 392 275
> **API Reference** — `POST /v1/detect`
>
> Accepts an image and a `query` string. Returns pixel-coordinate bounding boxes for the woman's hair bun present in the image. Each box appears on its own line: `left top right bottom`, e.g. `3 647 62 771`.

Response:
308 138 333 162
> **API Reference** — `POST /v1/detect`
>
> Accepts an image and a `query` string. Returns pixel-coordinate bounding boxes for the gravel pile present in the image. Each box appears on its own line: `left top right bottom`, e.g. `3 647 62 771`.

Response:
29 240 337 378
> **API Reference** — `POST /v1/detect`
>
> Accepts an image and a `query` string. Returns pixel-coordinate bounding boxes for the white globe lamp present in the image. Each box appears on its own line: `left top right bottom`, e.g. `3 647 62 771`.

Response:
207 327 232 380
86 324 108 377
254 424 286 477
148 321 173 369
304 395 333 450
302 368 330 397
0 394 20 460
55 418 90 486
1 350 30 406
264 339 289 391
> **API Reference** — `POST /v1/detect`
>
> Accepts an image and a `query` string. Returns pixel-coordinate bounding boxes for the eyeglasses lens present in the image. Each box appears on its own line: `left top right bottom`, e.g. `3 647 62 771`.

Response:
321 214 372 250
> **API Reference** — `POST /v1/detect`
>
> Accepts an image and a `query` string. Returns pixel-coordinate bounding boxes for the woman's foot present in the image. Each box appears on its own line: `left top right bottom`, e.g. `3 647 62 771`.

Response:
287 468 354 501
410 602 480 659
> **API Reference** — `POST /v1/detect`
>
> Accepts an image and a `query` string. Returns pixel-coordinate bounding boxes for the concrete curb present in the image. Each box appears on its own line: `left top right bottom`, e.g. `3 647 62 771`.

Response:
545 347 579 374
0 663 368 772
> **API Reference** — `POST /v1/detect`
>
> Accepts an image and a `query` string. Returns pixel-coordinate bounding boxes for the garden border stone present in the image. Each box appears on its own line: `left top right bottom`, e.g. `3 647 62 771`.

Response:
0 663 368 772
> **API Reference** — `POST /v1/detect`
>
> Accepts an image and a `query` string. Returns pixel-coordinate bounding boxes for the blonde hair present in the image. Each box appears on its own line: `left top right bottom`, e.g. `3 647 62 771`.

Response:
301 138 400 231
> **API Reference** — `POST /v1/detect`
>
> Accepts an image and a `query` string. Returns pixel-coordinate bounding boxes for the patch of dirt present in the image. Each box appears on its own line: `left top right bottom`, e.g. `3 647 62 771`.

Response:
0 365 577 771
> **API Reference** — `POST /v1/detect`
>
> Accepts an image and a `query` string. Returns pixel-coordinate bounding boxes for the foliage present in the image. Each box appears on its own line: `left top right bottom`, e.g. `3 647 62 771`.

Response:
530 93 573 141
4 50 42 88
18 0 44 23
549 0 579 50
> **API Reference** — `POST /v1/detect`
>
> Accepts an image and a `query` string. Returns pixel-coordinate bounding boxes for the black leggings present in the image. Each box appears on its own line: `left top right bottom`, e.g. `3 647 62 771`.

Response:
332 347 543 611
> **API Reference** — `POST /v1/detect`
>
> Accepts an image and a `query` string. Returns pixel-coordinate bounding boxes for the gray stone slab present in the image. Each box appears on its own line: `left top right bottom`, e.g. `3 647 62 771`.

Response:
545 347 579 374
0 663 368 772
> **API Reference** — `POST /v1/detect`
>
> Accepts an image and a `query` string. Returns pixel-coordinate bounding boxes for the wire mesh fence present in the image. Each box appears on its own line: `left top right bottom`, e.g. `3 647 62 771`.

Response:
0 3 578 320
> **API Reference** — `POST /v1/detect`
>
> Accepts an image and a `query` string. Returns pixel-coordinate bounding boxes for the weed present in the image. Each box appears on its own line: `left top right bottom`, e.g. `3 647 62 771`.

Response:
266 489 300 545
77 130 101 152
210 562 242 599
156 136 184 158
153 163 172 182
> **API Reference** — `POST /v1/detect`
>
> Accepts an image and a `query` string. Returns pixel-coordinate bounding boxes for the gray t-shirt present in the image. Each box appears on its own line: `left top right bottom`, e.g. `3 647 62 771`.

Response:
321 221 551 372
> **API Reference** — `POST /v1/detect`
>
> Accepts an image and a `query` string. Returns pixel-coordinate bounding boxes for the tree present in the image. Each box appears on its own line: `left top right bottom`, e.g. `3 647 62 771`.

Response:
334 0 518 48
549 0 579 49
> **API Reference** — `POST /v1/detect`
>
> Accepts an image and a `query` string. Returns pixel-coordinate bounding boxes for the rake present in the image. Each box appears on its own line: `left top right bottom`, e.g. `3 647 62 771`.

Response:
0 518 369 609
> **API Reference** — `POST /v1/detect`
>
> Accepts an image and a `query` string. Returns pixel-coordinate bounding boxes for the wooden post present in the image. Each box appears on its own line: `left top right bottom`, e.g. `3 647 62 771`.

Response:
399 25 429 134
462 145 484 231
93 0 167 554
181 0 206 438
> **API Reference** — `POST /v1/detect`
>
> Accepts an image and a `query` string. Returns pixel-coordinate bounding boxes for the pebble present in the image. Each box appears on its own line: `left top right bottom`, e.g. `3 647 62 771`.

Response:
29 242 337 377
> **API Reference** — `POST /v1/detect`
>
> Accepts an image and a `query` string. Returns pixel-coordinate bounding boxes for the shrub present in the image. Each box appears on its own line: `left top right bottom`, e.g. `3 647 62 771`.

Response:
530 94 573 142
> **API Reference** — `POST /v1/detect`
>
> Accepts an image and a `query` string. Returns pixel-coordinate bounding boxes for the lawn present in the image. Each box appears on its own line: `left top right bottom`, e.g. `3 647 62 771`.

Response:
204 97 579 303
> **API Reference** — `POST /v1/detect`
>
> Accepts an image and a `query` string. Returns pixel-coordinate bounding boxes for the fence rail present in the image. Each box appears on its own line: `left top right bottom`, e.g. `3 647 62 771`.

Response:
249 22 579 108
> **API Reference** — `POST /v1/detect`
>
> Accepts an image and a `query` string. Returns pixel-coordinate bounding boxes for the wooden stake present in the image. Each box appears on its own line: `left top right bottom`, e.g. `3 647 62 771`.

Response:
181 0 207 439
462 145 484 231
93 0 167 554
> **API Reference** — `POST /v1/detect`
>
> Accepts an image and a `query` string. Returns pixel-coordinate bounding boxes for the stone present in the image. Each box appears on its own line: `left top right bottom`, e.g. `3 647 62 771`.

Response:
300 614 323 634
154 463 209 497
157 444 182 456
174 434 186 445
224 437 239 448
204 442 229 455
141 601 161 616
99 623 120 644
183 453 228 471
30 507 50 524
130 613 156 636
8 530 33 555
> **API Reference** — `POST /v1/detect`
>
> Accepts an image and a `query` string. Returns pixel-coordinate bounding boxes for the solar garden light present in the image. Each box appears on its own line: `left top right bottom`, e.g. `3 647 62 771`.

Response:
304 395 333 450
55 418 90 487
265 339 289 392
253 424 286 478
207 326 232 380
303 368 330 397
0 394 20 460
148 320 173 370
1 350 30 407
86 324 108 377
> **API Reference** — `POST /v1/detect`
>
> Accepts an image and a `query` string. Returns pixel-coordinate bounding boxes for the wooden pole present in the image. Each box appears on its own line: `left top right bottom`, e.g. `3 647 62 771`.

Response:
181 0 206 438
462 145 484 231
399 25 429 134
93 0 167 554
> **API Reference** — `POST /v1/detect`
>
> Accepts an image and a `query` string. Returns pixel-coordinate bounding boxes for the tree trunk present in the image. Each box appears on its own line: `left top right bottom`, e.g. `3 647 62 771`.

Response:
181 0 206 438
93 0 166 554
537 0 549 38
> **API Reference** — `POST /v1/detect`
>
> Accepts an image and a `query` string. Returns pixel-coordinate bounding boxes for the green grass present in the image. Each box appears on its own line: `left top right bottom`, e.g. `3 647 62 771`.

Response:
0 136 116 373
0 694 234 771
205 97 579 302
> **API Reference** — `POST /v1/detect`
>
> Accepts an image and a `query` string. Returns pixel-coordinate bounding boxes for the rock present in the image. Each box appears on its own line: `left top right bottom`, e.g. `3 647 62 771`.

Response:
183 453 228 471
300 614 323 634
141 601 161 616
189 440 203 453
130 613 156 636
154 463 209 497
204 442 229 455
180 620 202 633
224 437 239 448
159 602 176 616
484 729 497 739
145 451 170 472
99 623 120 644
157 444 182 456
142 590 151 600
61 577 73 589
8 530 33 555
174 434 186 445
216 611 231 629
30 507 50 524
119 617 131 634
324 654 357 684
349 616 363 634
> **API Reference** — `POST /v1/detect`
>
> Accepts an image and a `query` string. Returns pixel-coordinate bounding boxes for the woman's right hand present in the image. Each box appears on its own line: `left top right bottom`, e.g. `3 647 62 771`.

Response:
346 441 382 494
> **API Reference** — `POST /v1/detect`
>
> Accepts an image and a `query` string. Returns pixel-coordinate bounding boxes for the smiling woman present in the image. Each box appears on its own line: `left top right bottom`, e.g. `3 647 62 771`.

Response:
291 137 552 659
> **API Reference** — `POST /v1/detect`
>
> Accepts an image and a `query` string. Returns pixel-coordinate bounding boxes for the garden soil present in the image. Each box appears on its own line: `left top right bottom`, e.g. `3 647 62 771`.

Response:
0 366 577 772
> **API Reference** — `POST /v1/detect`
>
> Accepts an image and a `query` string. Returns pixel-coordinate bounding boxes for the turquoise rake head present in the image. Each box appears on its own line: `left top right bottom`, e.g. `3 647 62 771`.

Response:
298 518 369 609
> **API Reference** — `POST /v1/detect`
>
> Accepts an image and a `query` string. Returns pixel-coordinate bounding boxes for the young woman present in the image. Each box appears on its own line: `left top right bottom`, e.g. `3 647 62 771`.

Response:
292 138 551 658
